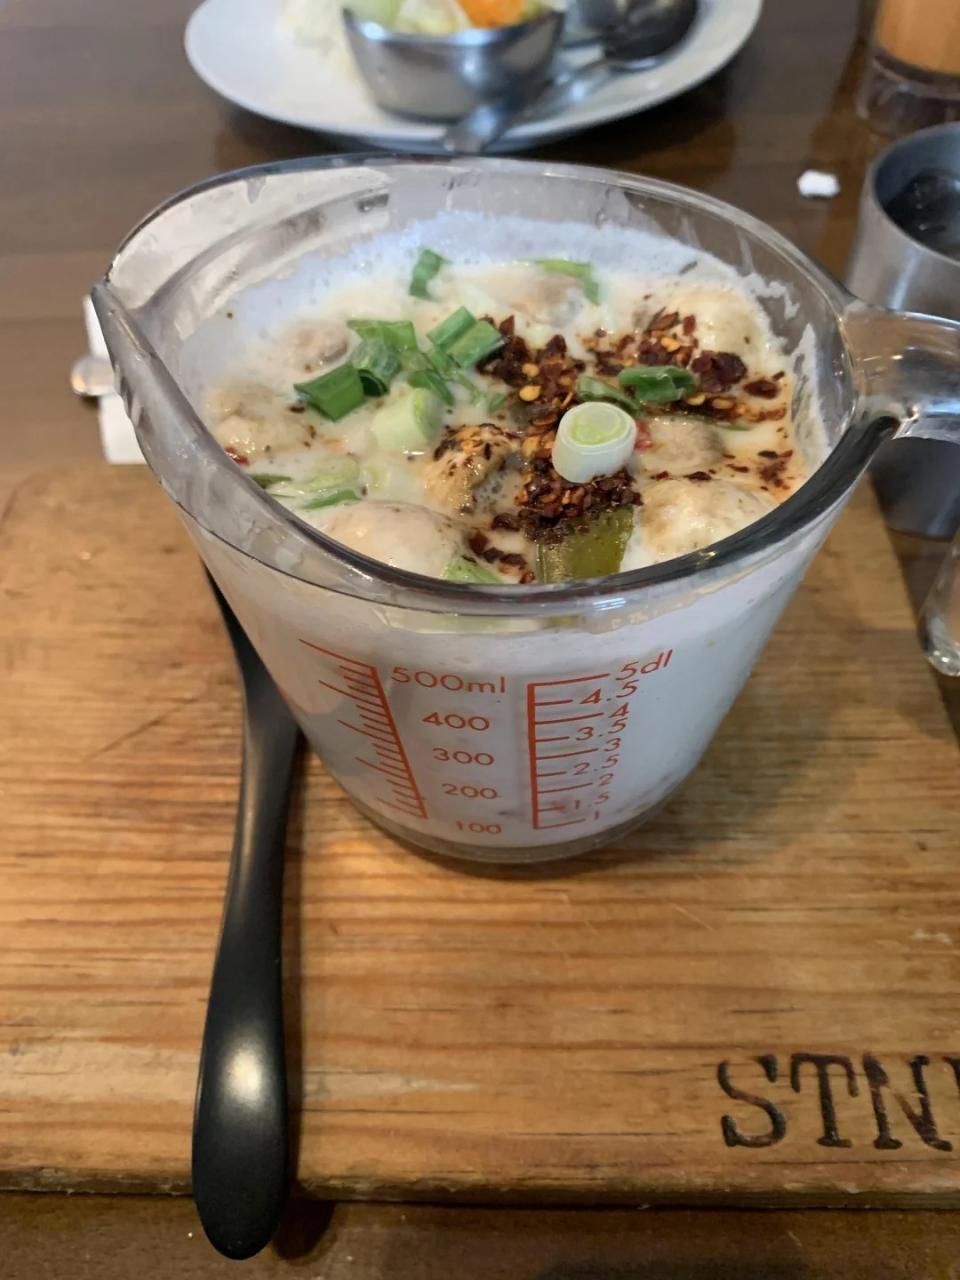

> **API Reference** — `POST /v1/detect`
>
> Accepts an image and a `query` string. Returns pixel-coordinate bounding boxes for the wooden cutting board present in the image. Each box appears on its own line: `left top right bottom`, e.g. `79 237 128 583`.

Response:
2 465 959 1205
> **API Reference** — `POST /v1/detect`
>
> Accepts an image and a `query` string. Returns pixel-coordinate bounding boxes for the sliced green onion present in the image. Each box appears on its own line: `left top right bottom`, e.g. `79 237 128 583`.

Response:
552 402 636 483
270 458 361 511
536 507 634 584
371 386 445 452
295 363 366 420
400 347 428 373
427 347 462 382
447 319 504 368
399 342 481 400
618 364 696 404
269 457 362 504
347 318 418 352
362 457 392 495
575 374 637 413
534 258 600 304
426 345 452 373
428 307 476 349
443 556 502 585
398 348 452 405
425 347 481 400
486 391 507 414
301 488 359 510
408 368 454 406
250 473 293 490
350 337 402 397
409 248 446 300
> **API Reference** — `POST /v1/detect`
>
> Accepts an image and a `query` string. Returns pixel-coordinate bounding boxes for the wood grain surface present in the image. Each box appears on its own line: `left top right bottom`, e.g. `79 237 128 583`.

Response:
5 0 960 1266
9 1195 960 1280
1 464 958 1204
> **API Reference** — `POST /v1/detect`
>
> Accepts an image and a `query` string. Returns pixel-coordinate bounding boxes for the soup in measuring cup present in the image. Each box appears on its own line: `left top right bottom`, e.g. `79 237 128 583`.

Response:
205 250 810 585
188 226 827 862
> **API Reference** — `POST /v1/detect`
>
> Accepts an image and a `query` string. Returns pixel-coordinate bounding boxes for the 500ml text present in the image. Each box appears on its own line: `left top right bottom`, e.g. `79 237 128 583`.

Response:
718 1052 960 1152
392 667 507 695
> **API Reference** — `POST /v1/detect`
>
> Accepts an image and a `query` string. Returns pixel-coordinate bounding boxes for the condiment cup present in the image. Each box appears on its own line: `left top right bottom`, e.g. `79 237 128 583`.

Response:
343 7 563 119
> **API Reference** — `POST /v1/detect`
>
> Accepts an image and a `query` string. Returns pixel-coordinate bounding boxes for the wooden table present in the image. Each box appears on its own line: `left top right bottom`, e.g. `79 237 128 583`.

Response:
3 0 960 1274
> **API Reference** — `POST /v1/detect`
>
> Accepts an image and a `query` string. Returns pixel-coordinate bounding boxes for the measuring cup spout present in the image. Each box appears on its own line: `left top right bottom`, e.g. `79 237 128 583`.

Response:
91 279 344 595
842 299 960 446
91 281 207 471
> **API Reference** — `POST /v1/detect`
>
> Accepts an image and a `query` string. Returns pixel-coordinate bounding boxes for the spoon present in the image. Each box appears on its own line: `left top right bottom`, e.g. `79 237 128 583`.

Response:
192 575 300 1260
70 346 301 1256
442 0 698 154
70 354 115 398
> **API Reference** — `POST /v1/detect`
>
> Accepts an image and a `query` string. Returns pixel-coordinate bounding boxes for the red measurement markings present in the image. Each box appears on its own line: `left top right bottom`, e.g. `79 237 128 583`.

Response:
524 656 667 830
300 640 427 820
526 673 612 831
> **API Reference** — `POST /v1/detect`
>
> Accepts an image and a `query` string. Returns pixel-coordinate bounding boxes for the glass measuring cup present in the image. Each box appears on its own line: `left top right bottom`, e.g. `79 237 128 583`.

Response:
92 159 960 864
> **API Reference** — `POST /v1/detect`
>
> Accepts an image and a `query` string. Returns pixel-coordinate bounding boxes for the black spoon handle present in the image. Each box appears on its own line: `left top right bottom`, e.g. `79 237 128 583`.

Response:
192 644 300 1260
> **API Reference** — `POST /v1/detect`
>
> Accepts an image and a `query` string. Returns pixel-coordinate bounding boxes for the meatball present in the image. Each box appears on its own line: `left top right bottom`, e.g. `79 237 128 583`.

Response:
465 265 582 329
422 422 517 515
635 417 723 476
284 321 349 377
207 382 315 460
653 285 769 356
622 477 775 568
306 501 465 579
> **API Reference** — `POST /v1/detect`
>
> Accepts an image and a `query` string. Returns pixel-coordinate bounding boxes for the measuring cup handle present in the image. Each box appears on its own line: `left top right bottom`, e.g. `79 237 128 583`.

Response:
842 300 960 444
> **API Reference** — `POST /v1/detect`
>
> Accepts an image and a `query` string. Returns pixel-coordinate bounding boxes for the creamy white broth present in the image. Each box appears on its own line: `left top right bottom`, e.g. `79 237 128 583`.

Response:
204 256 810 584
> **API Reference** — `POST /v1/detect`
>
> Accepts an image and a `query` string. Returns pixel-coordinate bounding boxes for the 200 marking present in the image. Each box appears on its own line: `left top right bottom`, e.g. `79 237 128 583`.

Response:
441 783 498 799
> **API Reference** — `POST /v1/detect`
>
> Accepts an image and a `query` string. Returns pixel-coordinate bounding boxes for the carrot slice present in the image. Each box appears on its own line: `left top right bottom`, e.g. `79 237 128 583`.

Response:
459 0 527 27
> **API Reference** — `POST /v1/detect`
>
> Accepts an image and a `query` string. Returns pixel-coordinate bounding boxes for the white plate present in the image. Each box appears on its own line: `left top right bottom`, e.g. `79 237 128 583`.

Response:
185 0 762 153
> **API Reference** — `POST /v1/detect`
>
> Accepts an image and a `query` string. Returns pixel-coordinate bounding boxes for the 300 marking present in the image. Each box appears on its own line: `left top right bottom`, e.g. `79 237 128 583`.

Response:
433 748 495 766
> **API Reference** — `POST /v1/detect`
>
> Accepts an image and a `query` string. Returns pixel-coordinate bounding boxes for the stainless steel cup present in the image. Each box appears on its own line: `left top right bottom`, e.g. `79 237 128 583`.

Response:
847 122 960 677
847 121 960 539
920 536 960 676
343 9 563 120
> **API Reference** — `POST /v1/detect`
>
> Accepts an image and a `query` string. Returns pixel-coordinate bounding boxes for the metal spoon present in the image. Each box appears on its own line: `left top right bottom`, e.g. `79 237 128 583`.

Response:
443 0 698 154
70 354 115 399
192 576 300 1260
